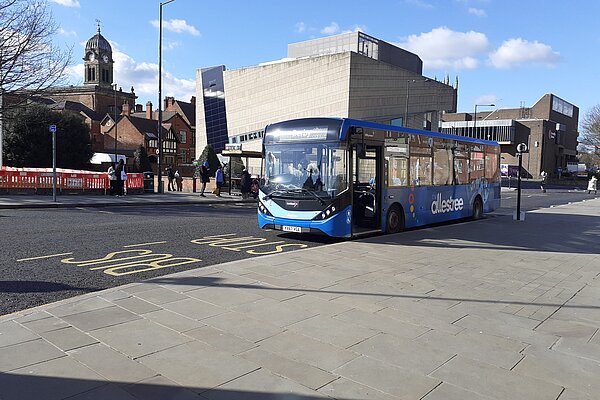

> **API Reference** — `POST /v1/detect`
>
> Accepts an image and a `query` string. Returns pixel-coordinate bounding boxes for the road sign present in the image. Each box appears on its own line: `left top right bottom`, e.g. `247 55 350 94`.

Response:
49 125 57 133
156 149 160 155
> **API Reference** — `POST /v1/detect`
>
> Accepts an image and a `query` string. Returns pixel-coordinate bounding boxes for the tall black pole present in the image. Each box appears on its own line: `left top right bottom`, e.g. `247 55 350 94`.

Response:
113 84 118 162
516 153 522 220
157 2 164 193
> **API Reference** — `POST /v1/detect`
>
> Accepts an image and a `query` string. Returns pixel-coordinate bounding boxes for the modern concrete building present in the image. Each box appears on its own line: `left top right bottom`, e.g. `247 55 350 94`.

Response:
195 66 229 155
441 94 579 178
195 32 457 171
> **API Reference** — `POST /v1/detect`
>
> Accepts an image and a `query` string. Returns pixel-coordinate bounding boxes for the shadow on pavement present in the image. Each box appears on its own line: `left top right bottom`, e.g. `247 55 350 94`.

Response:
362 212 600 256
0 373 347 400
146 274 600 311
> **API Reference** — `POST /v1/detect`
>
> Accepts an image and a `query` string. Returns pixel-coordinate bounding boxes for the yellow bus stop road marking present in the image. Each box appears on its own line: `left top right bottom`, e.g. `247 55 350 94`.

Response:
17 252 74 262
123 241 168 248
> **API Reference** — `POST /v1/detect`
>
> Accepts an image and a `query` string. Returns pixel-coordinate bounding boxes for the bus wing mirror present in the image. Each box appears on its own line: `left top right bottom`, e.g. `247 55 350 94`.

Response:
356 143 366 158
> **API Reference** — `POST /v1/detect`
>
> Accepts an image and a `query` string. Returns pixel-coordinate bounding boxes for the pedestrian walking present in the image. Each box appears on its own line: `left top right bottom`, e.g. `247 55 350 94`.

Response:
166 165 175 191
214 165 224 197
107 163 117 195
120 161 128 196
175 170 183 191
540 170 548 193
115 159 125 197
587 175 598 194
240 168 251 199
199 162 210 197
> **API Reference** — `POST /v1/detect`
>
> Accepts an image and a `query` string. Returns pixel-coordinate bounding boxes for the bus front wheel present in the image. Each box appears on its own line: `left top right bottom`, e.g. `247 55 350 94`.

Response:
386 205 404 234
472 197 483 220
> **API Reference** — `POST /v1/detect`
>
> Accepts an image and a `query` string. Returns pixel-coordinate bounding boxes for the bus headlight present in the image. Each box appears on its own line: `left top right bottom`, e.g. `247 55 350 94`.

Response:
313 201 341 221
258 201 272 216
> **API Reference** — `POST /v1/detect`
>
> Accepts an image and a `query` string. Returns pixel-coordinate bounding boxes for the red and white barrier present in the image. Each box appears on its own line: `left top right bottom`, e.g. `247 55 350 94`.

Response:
0 167 145 192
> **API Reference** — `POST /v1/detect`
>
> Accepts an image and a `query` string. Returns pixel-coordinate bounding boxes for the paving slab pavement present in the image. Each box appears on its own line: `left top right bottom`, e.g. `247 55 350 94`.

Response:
1 198 599 399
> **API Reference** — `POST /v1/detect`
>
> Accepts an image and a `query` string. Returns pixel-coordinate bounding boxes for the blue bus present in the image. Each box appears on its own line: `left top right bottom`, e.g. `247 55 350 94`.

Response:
257 118 500 238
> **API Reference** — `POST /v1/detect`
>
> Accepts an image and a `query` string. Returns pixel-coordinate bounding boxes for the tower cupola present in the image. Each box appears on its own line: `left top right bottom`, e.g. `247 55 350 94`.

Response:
83 24 114 88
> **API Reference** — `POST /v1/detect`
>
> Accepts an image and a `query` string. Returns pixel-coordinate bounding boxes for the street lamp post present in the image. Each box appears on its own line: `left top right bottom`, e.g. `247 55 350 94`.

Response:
112 84 118 163
404 79 415 127
404 78 430 128
474 103 495 139
157 0 176 194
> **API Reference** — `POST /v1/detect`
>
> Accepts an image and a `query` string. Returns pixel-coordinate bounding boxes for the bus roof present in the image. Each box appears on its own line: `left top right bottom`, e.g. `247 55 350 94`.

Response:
264 117 499 147
339 118 499 146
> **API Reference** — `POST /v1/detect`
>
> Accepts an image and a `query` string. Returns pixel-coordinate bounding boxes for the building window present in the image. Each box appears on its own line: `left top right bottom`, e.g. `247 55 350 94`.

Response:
179 131 186 144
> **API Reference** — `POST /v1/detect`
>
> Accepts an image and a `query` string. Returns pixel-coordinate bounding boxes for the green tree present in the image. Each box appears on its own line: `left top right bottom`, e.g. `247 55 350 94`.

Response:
225 155 245 178
196 144 221 175
133 144 151 172
3 105 92 169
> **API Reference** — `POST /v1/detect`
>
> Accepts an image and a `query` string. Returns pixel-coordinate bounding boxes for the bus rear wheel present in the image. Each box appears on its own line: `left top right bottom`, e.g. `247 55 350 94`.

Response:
472 197 483 220
386 205 404 234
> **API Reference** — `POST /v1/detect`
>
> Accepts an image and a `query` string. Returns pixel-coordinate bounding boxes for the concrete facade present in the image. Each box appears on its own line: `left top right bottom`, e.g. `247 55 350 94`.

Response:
194 32 457 172
442 94 579 178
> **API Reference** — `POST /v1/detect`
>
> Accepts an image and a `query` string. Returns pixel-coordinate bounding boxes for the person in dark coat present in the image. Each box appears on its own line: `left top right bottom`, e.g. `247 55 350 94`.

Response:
166 165 175 191
240 168 251 199
115 159 125 196
199 162 210 197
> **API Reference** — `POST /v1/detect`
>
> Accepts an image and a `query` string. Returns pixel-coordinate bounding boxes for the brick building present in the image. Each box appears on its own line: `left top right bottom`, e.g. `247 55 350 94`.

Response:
102 103 178 168
441 94 579 178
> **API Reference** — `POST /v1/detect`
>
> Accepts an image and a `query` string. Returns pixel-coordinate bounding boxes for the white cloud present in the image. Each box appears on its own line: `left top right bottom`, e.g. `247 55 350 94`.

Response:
342 25 367 34
150 19 200 36
474 94 500 105
403 0 434 8
58 27 77 37
295 22 306 33
50 0 80 7
399 27 489 70
468 7 486 17
489 38 560 69
165 41 182 50
321 22 340 35
67 48 195 104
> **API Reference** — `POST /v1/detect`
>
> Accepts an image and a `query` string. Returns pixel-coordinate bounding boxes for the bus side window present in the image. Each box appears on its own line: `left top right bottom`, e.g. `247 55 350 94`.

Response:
387 155 408 187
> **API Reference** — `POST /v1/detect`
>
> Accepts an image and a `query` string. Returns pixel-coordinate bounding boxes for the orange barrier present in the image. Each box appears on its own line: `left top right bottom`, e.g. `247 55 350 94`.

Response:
0 168 145 192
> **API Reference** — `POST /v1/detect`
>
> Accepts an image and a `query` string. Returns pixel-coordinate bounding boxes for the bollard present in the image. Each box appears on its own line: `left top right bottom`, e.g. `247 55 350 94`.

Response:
192 177 196 193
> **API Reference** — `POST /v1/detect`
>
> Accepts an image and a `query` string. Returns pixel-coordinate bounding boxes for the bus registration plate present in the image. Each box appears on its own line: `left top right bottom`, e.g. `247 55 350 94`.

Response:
282 225 302 233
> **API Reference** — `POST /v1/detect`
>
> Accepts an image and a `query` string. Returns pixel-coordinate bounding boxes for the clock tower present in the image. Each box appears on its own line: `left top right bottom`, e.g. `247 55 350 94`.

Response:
83 24 113 88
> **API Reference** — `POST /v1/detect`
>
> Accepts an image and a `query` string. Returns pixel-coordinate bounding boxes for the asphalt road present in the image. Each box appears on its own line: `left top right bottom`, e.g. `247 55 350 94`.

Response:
1 187 597 316
0 203 338 316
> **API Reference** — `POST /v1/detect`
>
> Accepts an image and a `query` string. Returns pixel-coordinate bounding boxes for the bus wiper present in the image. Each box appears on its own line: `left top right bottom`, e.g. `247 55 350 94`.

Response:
262 189 288 201
292 188 326 205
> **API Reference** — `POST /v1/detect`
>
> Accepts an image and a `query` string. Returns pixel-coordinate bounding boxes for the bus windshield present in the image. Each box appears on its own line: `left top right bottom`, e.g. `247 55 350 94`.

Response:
263 142 348 199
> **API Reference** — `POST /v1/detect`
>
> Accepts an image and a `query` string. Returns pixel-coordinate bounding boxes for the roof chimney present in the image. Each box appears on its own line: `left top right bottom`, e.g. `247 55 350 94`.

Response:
190 96 196 106
135 104 142 112
146 101 153 119
164 96 175 111
122 102 131 117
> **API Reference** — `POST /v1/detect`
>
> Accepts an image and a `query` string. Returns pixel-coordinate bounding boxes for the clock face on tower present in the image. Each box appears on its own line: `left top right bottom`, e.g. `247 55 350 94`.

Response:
89 52 95 61
102 54 109 63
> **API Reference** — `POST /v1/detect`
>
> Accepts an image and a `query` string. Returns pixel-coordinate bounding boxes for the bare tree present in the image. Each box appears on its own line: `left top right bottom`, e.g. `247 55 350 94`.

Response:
1 0 72 167
579 105 600 166
1 0 72 98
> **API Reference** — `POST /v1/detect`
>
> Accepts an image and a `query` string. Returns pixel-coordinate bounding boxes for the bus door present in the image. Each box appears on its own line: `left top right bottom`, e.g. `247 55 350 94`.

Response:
350 143 383 234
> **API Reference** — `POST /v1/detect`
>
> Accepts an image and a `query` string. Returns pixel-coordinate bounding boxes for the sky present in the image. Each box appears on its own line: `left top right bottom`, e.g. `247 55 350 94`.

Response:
48 0 600 123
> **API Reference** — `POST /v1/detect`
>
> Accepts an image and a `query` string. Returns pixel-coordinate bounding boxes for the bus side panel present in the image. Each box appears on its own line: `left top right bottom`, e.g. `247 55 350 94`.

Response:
385 181 498 229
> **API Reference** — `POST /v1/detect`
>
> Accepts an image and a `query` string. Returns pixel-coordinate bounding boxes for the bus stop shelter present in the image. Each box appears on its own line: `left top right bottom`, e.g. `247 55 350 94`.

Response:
221 148 263 194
